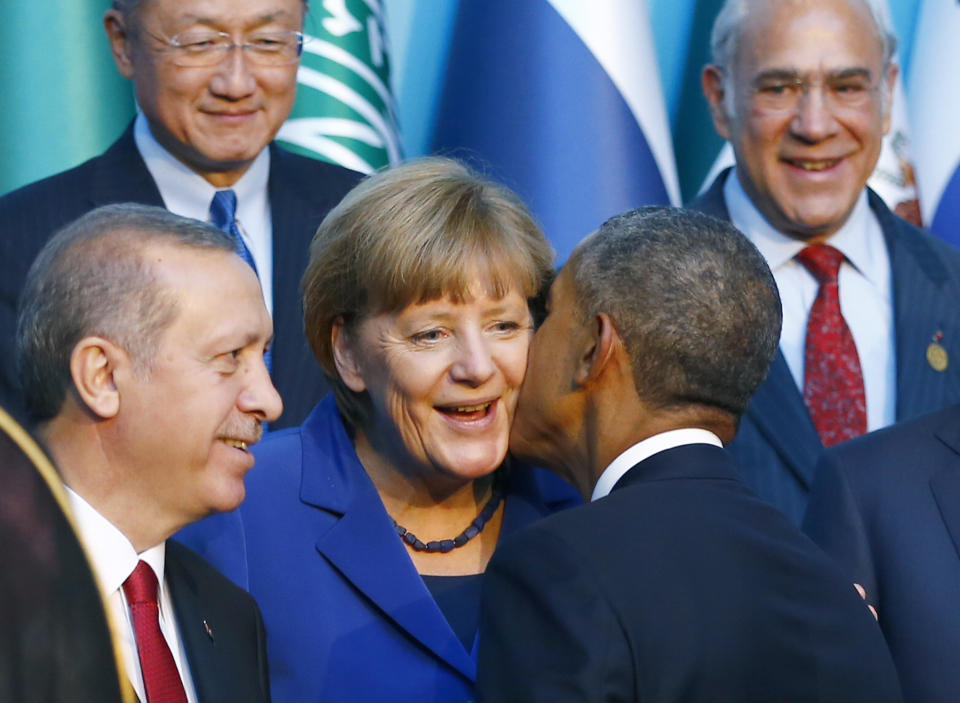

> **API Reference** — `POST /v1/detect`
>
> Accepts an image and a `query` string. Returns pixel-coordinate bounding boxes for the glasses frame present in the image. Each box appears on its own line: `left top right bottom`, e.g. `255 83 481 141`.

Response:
143 28 306 67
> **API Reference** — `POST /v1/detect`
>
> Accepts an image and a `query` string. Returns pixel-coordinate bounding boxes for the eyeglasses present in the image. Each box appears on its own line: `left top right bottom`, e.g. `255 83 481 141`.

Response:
144 29 305 67
749 73 882 113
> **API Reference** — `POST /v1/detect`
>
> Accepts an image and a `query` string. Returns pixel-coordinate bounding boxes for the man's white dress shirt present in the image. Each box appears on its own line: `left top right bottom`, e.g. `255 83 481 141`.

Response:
592 429 724 501
66 487 199 703
724 171 896 431
133 112 274 315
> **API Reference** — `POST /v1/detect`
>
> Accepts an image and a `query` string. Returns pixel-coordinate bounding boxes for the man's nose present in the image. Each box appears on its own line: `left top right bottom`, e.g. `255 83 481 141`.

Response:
790 84 840 143
239 355 283 422
208 46 258 100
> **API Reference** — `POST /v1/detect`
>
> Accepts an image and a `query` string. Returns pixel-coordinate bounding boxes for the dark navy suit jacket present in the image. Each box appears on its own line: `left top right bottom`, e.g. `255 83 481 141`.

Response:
477 443 902 703
177 396 581 703
165 540 271 703
804 404 960 703
690 169 960 524
0 126 361 429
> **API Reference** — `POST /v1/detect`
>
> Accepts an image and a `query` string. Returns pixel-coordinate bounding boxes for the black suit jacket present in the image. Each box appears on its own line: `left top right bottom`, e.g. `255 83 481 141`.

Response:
0 126 362 429
166 540 270 703
689 169 960 524
477 444 902 702
804 404 960 703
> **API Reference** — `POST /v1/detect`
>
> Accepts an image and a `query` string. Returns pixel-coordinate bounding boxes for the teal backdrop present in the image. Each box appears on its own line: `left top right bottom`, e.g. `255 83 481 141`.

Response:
0 1 924 201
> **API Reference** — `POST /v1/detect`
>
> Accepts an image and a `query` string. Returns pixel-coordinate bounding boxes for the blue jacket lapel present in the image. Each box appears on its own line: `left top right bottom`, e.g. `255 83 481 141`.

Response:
931 419 960 562
742 351 822 489
298 400 476 681
875 191 960 420
166 547 218 701
90 124 165 209
688 168 731 220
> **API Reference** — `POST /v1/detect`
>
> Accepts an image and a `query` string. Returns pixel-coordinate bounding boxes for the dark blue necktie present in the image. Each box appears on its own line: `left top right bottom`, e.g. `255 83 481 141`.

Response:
209 189 272 376
210 190 259 276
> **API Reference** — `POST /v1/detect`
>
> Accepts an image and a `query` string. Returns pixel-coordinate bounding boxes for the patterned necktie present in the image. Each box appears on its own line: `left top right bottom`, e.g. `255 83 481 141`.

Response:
795 243 867 446
122 561 188 703
209 189 259 277
209 189 272 374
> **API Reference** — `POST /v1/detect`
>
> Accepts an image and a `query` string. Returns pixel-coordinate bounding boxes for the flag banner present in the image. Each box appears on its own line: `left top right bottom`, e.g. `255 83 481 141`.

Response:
869 72 920 226
431 0 679 262
909 0 960 244
278 0 402 174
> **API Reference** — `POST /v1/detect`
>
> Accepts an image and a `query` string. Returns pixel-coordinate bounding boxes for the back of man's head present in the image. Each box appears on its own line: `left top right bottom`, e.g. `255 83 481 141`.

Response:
571 206 782 418
16 204 234 423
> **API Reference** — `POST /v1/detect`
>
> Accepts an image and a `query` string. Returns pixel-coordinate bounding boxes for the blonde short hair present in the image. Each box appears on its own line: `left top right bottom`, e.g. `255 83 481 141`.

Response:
303 157 555 428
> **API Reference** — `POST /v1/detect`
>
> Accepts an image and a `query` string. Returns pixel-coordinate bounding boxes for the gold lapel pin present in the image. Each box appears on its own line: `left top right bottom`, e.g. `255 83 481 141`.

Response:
927 331 948 372
203 619 215 642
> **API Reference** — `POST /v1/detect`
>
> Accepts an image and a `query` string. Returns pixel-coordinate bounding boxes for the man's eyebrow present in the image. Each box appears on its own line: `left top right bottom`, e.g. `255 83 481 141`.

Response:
752 67 874 85
827 67 874 81
751 69 801 85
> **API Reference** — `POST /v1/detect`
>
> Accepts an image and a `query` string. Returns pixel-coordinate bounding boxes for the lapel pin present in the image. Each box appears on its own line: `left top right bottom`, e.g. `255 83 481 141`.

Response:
203 619 215 642
927 331 948 372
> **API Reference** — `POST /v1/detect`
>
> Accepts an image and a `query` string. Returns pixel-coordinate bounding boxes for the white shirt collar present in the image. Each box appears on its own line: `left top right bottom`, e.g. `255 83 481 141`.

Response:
133 111 271 227
724 169 886 287
65 485 166 600
591 428 723 501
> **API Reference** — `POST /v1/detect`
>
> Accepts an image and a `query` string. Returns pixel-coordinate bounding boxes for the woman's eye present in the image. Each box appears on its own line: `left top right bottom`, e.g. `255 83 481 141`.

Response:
492 320 522 334
412 329 445 344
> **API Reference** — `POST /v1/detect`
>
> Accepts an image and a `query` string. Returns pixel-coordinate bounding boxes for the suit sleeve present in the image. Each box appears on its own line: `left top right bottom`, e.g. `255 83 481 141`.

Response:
477 527 633 703
803 451 878 607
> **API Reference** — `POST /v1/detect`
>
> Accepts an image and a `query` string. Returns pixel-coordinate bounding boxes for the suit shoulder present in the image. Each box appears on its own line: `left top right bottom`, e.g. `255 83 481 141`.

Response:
826 404 960 480
270 145 364 188
167 539 259 606
0 156 101 220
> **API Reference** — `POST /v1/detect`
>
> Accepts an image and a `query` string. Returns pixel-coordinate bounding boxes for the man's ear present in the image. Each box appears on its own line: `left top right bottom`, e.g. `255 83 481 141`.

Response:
331 318 367 393
573 312 620 387
104 9 135 79
69 337 124 419
702 64 732 140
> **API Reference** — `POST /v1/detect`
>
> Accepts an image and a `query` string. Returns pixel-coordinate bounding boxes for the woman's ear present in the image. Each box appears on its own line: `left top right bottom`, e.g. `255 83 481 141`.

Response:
69 337 125 419
331 318 367 393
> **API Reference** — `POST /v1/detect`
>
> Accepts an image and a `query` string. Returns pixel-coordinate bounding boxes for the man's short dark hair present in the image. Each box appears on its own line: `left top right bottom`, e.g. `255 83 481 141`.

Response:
16 203 236 422
570 206 782 417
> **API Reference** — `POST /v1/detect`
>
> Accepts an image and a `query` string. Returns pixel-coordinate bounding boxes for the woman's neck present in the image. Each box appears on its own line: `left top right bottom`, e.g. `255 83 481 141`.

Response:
354 430 505 575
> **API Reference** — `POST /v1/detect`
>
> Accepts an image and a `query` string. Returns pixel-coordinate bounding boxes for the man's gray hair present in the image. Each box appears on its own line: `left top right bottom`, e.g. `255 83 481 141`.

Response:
570 206 782 417
711 0 897 71
16 203 236 422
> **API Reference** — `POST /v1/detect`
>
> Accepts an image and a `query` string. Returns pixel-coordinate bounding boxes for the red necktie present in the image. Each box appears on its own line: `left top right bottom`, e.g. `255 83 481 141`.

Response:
122 561 188 703
796 244 867 446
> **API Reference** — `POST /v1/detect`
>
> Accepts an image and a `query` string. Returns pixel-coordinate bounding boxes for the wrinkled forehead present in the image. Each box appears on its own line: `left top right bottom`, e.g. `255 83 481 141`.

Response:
734 0 884 77
126 0 307 25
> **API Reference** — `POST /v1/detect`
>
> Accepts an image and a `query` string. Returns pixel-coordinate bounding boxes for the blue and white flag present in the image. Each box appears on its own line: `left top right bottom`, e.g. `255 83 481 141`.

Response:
432 0 679 261
909 0 960 244
278 0 402 173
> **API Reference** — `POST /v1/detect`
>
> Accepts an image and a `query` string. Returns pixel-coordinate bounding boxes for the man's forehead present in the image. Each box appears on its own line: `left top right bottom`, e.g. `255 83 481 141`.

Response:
130 0 305 23
735 0 883 70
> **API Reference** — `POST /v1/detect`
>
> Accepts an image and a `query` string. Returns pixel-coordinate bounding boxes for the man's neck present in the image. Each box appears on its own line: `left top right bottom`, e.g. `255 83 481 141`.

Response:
583 400 737 499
